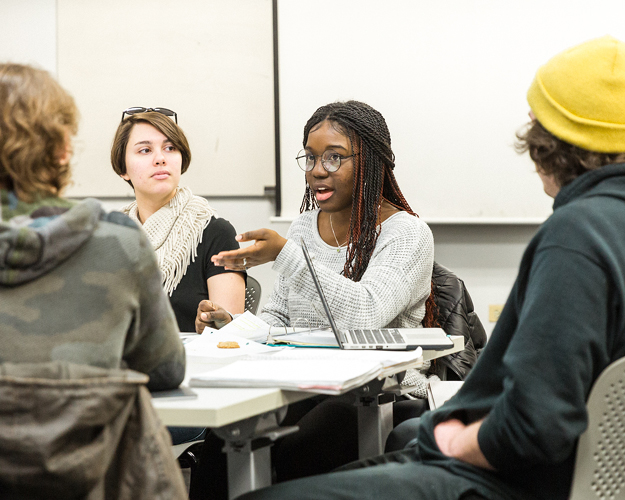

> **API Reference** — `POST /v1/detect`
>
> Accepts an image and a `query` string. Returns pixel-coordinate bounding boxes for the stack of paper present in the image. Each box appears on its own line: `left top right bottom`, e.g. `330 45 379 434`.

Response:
181 331 283 380
189 347 422 395
186 311 329 344
218 311 273 341
242 348 423 378
190 359 382 395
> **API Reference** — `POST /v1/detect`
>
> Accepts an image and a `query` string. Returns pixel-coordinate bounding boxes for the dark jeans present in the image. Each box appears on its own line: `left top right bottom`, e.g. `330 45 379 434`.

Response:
384 414 422 453
237 446 490 500
189 431 229 500
236 416 495 500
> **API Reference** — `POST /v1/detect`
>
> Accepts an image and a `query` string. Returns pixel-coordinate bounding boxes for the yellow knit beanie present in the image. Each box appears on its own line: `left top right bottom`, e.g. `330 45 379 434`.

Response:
527 35 625 153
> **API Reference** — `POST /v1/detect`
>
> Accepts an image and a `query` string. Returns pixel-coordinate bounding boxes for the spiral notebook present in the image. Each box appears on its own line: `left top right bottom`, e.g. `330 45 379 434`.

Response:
301 239 452 351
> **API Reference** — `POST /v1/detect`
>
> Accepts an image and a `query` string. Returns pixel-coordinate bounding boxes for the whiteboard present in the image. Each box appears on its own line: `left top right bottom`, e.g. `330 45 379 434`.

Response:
56 0 275 198
277 0 625 222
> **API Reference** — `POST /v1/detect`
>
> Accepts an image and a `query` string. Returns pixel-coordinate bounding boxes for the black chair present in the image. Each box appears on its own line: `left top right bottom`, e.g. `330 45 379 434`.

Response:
430 262 487 381
245 275 262 315
395 263 487 423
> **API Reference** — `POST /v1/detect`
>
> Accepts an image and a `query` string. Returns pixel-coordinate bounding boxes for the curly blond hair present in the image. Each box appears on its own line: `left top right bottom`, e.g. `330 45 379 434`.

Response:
0 64 78 201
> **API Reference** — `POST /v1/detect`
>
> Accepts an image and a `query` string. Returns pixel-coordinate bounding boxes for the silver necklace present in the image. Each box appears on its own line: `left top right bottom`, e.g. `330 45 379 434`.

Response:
329 214 348 253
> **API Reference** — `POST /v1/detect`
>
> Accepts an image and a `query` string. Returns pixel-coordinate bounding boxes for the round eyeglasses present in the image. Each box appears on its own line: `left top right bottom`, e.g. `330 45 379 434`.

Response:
296 149 356 172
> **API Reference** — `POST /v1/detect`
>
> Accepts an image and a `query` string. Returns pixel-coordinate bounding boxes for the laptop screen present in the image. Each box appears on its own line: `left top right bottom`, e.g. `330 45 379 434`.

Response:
301 239 345 349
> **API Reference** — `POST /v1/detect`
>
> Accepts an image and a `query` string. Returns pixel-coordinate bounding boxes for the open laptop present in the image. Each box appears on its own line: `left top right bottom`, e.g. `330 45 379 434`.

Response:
301 240 453 351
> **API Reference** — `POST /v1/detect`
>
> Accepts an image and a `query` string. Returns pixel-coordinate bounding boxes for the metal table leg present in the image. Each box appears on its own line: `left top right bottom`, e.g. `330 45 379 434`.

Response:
351 378 397 459
223 439 273 499
356 392 395 459
214 407 299 499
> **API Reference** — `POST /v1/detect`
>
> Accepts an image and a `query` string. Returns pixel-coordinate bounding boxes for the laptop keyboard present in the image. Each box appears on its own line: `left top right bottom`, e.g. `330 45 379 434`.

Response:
345 328 404 345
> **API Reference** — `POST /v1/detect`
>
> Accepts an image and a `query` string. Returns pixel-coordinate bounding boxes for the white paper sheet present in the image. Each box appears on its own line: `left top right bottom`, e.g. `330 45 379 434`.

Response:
184 331 281 358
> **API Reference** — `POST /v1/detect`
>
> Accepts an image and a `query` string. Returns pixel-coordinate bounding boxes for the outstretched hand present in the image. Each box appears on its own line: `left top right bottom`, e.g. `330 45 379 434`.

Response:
195 300 233 333
211 229 287 270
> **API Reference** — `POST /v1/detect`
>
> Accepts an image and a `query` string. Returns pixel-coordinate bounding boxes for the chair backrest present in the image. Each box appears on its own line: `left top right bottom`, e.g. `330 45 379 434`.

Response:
245 275 262 315
429 262 486 381
0 361 187 500
431 262 487 350
569 356 625 500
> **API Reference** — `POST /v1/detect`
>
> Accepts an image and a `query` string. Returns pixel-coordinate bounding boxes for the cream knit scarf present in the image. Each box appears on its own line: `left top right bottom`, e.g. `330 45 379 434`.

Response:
122 187 217 296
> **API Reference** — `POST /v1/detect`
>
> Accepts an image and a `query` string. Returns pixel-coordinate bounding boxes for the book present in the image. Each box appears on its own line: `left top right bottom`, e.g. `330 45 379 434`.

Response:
189 347 423 395
427 379 464 409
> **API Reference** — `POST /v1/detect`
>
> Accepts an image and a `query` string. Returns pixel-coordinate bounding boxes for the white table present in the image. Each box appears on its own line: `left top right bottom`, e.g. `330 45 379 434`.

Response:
152 335 463 498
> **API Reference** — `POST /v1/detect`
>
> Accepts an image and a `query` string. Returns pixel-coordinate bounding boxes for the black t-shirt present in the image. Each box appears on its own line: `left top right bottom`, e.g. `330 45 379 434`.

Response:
169 216 242 332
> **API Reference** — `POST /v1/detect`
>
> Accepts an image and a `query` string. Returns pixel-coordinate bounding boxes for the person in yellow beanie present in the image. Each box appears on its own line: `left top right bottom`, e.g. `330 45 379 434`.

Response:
235 36 625 500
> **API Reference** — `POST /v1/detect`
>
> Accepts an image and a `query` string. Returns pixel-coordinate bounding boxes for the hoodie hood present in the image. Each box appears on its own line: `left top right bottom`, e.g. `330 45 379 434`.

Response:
0 189 74 224
553 162 625 210
0 198 104 286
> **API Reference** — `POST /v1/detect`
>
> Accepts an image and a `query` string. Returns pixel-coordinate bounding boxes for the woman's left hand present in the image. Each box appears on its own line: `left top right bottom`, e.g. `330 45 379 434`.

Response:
195 300 233 333
211 229 287 270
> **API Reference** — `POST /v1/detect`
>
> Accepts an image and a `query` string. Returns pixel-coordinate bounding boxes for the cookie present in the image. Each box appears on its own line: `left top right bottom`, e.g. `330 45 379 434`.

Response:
217 341 240 349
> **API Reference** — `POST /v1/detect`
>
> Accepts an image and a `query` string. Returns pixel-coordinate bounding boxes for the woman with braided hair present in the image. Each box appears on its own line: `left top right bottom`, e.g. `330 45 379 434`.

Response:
188 101 435 493
198 100 435 334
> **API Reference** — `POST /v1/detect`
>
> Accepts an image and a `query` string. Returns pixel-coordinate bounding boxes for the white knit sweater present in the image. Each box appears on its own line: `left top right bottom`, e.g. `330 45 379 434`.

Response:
259 210 434 330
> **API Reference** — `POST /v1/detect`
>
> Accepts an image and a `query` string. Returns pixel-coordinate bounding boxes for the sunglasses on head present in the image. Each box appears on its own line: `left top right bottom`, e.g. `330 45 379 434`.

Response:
121 107 178 124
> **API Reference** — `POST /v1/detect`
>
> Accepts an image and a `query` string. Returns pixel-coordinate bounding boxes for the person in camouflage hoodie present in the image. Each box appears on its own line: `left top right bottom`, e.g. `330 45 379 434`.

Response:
0 63 185 391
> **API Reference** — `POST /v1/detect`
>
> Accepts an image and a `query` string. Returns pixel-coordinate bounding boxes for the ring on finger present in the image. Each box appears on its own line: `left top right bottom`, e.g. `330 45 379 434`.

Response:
243 257 247 267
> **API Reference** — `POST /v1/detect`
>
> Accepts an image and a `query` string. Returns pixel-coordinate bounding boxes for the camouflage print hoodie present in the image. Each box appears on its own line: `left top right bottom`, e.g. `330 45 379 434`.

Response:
0 191 185 391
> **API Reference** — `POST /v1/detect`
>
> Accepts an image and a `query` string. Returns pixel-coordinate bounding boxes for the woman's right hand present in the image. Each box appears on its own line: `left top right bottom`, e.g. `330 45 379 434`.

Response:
211 229 287 270
195 300 233 333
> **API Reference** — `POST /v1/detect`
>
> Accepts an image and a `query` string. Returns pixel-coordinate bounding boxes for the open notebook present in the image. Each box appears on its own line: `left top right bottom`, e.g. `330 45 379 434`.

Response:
270 240 453 351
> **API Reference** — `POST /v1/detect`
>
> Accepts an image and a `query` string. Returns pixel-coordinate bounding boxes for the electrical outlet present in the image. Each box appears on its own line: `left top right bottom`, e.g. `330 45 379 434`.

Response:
489 304 504 323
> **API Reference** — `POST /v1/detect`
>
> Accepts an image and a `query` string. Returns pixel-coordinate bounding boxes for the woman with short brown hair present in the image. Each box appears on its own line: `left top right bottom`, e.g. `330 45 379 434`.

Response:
110 110 245 333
